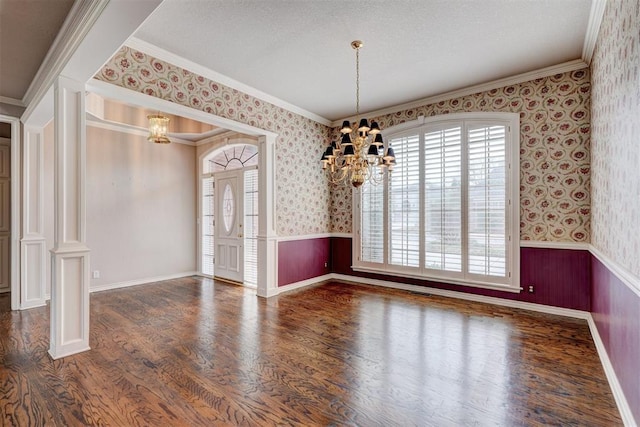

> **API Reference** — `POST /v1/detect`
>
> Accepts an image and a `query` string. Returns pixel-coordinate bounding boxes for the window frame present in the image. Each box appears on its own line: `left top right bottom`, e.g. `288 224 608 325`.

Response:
353 112 521 292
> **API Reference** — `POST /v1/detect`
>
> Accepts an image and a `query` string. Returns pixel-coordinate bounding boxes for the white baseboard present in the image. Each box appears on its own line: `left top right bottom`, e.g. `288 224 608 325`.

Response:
331 273 590 319
274 274 334 296
278 272 634 425
89 271 198 293
586 314 636 426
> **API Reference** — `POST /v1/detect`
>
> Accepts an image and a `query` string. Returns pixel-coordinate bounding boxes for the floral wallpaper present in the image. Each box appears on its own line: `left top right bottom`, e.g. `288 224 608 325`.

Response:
330 70 592 243
591 0 640 278
96 46 591 243
95 46 332 236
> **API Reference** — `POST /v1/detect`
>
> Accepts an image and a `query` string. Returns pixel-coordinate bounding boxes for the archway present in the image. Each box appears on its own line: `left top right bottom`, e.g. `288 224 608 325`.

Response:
199 139 259 287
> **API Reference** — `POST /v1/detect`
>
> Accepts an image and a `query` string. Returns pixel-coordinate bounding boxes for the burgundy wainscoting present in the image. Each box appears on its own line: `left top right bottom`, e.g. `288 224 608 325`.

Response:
330 237 591 311
278 238 331 287
592 256 640 423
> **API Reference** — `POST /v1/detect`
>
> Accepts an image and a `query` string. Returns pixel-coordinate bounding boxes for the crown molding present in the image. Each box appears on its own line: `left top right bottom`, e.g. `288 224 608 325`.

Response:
21 0 109 122
0 96 25 107
330 59 589 127
582 0 607 64
126 37 333 127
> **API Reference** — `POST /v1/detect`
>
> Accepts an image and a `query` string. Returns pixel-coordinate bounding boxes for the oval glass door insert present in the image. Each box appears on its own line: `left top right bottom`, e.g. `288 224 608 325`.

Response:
222 183 235 234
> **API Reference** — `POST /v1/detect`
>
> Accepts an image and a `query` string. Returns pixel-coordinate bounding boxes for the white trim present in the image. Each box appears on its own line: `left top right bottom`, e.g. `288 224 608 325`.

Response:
48 342 91 360
22 0 109 121
331 60 588 127
86 80 277 139
351 266 522 294
0 96 25 107
0 116 21 311
270 272 586 319
276 233 343 242
126 37 332 127
329 232 353 239
270 274 334 297
335 234 591 251
589 244 640 298
582 0 608 64
86 115 195 146
520 240 590 250
586 314 636 427
353 113 521 291
269 268 638 425
332 273 588 318
195 130 249 146
276 271 635 425
196 136 261 278
87 80 279 299
90 271 198 293
275 232 353 242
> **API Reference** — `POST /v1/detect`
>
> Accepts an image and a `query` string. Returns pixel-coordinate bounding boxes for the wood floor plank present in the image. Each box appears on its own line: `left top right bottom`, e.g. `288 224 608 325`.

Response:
0 279 623 426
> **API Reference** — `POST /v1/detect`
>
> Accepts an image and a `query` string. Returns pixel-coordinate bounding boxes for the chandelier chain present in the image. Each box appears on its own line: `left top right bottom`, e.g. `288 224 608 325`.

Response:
355 46 360 118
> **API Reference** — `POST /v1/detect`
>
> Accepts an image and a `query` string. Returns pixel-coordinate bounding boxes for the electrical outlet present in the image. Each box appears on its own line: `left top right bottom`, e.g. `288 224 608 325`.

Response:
528 285 534 293
324 262 328 268
92 270 100 279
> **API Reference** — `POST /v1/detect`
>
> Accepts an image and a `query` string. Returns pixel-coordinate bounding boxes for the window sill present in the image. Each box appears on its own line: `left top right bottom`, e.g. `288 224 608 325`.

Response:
351 265 522 294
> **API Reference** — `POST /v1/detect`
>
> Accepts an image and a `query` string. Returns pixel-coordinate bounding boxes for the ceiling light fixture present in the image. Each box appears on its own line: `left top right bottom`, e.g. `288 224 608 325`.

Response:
147 114 171 144
321 40 395 188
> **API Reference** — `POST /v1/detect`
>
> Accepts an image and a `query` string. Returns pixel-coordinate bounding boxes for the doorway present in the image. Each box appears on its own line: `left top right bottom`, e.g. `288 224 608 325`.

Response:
201 143 258 287
0 134 10 303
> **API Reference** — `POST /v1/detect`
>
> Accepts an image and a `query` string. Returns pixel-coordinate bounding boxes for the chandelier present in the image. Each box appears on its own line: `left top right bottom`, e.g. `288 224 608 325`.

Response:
321 40 395 188
147 114 171 144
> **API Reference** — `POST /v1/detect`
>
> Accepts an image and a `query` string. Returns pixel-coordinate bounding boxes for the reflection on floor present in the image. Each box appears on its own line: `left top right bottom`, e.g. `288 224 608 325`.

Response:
0 293 9 313
0 277 622 425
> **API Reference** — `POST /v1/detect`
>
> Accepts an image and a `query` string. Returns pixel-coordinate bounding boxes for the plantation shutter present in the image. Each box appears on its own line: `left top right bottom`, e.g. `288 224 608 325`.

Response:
202 176 215 276
244 169 259 286
353 113 518 290
467 125 507 277
388 134 420 267
360 179 384 263
424 126 462 272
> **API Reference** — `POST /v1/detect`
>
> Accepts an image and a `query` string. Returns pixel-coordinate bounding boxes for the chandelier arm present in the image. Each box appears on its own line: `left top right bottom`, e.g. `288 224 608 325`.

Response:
322 40 392 189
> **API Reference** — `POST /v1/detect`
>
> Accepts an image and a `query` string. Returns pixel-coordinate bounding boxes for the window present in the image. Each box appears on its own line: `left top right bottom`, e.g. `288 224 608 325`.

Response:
201 176 215 276
244 169 259 287
354 113 520 291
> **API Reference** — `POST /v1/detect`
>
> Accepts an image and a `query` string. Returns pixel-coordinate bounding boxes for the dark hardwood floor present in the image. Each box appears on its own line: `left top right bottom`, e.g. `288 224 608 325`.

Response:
0 278 622 426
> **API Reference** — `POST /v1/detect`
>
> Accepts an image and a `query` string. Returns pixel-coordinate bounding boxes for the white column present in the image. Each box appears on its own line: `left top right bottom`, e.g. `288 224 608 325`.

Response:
256 134 278 298
49 76 90 359
20 126 47 309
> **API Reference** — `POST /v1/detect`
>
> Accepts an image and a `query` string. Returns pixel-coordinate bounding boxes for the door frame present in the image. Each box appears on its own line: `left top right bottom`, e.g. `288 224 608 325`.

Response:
198 138 260 282
0 115 21 310
88 79 278 298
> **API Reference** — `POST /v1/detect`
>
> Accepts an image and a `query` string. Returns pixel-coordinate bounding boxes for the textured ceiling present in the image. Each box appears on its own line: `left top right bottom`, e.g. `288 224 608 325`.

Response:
134 0 592 121
0 0 74 101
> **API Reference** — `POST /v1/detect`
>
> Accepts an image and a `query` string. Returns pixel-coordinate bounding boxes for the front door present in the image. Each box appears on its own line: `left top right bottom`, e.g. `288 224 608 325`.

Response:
214 170 243 284
0 138 9 294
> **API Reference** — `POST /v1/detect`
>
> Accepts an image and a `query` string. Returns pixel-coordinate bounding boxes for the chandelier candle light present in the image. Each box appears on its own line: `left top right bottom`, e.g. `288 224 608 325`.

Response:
321 40 395 187
147 114 171 144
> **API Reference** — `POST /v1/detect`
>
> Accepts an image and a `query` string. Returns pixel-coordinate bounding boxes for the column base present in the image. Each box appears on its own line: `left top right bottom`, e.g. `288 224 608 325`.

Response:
49 246 90 359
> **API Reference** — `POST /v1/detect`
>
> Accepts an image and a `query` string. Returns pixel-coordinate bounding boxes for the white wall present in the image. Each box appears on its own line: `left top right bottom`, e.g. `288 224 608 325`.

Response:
43 123 197 294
